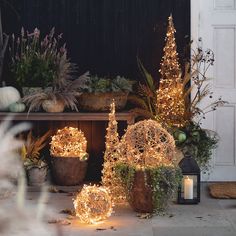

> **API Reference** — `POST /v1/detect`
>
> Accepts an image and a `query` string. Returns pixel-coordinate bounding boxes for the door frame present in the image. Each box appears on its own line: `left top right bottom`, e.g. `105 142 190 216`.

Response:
191 0 200 45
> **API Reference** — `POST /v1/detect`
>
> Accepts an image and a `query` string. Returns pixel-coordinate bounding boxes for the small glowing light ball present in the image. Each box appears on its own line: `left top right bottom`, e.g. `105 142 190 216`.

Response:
50 127 88 159
73 185 113 224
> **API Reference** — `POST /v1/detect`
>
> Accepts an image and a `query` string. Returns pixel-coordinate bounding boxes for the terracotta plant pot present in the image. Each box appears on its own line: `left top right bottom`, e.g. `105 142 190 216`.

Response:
78 91 128 111
128 170 154 213
51 156 88 186
26 166 48 186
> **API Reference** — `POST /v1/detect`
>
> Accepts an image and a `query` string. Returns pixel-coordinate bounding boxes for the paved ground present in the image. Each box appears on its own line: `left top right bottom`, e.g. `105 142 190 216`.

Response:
2 184 236 236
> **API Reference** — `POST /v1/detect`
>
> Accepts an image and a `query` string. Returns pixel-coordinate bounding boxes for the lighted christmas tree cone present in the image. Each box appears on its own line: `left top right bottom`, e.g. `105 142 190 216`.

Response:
156 15 187 128
50 127 89 186
101 100 126 204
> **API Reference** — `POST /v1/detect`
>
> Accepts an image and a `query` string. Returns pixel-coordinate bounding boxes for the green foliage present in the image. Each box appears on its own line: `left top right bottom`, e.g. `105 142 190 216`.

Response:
12 51 56 87
10 28 75 88
174 122 218 173
149 165 182 212
111 76 134 92
24 159 47 170
115 163 181 213
115 163 135 196
137 58 156 92
77 75 135 93
133 58 158 118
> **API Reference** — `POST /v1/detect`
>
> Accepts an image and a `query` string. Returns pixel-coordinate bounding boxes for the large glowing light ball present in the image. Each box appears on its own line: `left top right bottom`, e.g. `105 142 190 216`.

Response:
50 127 88 159
119 119 176 168
73 185 113 224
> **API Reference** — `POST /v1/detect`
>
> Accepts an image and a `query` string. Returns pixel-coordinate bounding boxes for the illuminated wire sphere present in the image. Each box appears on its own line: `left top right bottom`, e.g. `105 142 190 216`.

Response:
119 119 176 168
73 185 113 224
50 127 87 159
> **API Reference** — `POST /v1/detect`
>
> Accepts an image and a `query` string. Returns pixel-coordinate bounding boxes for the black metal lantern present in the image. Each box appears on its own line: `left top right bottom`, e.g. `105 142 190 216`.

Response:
177 154 200 204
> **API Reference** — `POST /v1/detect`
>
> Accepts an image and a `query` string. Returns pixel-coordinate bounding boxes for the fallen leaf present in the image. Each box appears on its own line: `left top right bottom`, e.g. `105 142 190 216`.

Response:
110 226 117 231
60 209 75 216
48 186 68 193
67 215 75 220
48 186 59 193
48 219 60 224
48 219 71 225
136 213 153 219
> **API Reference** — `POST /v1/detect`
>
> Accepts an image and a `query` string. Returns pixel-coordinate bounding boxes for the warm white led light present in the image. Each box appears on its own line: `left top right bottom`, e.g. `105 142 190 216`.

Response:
73 185 113 224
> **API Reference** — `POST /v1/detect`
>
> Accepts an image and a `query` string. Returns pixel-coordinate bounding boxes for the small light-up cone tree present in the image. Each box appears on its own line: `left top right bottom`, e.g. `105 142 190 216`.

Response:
156 15 186 128
101 100 126 204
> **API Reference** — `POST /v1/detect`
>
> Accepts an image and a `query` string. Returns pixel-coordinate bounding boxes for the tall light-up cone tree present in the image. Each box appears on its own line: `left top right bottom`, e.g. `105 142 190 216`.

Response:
101 100 126 204
156 15 186 127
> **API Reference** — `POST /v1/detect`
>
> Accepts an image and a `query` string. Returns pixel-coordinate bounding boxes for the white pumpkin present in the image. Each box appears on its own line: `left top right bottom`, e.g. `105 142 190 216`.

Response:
0 86 21 111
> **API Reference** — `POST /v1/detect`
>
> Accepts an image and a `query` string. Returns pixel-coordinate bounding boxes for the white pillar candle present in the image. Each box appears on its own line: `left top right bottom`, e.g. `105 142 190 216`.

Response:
184 176 193 199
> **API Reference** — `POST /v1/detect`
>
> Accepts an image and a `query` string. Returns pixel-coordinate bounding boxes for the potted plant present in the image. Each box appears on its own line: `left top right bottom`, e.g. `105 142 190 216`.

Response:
10 28 56 94
77 75 135 111
22 75 86 113
50 127 89 186
10 28 74 91
129 43 227 172
16 28 89 112
10 27 88 110
22 130 51 186
173 122 218 174
115 120 181 213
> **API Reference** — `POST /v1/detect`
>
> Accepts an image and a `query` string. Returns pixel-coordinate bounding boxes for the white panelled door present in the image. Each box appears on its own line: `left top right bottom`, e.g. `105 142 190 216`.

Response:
191 0 236 181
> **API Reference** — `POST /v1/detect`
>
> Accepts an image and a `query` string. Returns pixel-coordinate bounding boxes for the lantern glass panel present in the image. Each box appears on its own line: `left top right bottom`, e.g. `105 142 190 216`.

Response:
180 175 198 200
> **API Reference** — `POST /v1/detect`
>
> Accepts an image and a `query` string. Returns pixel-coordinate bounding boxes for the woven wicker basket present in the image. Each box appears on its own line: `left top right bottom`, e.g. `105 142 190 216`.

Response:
78 92 128 111
51 156 88 186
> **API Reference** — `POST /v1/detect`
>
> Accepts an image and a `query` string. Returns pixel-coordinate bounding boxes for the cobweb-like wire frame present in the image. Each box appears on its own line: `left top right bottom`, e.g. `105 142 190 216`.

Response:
73 185 113 224
119 120 176 168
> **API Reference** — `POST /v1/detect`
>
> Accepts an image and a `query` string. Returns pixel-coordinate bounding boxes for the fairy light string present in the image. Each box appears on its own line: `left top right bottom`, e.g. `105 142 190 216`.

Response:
73 185 113 224
119 119 176 169
50 127 88 159
157 15 186 128
101 101 126 203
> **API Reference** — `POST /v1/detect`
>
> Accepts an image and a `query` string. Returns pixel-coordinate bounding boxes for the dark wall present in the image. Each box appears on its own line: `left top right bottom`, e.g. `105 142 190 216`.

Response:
2 0 190 83
2 0 190 181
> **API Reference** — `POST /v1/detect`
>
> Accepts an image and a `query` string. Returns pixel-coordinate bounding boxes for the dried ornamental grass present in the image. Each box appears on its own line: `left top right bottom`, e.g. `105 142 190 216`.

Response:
0 118 57 236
